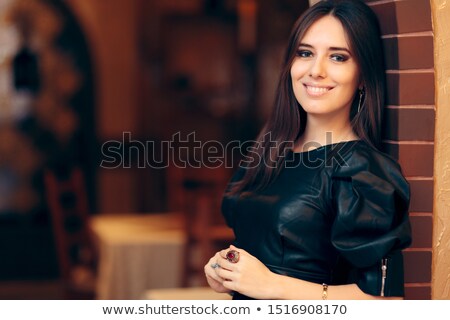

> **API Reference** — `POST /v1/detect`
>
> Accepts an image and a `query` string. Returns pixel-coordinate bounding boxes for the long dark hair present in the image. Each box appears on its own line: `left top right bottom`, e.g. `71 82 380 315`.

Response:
230 0 386 194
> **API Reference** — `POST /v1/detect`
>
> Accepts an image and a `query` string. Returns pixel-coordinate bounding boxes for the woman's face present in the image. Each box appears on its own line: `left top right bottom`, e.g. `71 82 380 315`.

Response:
290 15 360 120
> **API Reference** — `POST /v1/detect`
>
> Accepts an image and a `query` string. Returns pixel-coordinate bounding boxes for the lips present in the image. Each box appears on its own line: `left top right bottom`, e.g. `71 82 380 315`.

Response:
304 84 333 97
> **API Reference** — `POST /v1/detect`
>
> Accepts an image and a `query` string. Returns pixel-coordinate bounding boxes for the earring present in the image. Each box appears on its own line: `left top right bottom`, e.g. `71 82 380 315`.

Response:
357 88 365 113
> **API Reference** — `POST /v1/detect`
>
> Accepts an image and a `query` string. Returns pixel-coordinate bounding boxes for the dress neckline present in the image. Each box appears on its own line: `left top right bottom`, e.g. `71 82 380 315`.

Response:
291 139 361 155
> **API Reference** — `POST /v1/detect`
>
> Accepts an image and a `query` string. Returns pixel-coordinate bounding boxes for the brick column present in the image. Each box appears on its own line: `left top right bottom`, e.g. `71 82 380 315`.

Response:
366 0 435 299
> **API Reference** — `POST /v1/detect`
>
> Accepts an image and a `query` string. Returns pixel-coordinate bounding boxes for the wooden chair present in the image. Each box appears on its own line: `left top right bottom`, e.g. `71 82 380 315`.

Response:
167 165 235 287
44 167 96 299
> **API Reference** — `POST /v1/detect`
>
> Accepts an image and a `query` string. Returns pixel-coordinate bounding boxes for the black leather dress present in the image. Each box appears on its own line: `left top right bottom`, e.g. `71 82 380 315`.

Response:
221 140 412 299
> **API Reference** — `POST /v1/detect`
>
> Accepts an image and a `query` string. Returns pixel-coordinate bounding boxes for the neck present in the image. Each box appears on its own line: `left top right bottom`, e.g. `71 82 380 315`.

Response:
295 113 358 152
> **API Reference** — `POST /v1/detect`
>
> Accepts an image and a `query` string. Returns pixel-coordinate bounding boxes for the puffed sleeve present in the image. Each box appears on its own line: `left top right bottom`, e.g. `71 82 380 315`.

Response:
330 148 412 297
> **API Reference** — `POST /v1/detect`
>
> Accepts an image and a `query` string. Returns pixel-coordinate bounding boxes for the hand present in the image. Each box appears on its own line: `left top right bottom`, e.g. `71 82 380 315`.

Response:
204 252 232 294
214 245 278 299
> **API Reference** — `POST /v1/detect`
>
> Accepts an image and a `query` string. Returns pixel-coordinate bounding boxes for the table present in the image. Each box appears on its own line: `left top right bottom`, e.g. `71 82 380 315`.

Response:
143 287 232 300
89 212 186 299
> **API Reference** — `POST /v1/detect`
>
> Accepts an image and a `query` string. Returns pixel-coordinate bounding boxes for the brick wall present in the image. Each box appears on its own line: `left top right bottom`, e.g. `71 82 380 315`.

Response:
366 0 434 300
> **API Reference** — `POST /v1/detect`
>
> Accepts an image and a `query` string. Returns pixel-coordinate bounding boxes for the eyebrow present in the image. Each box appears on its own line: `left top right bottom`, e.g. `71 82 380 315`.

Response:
298 43 352 55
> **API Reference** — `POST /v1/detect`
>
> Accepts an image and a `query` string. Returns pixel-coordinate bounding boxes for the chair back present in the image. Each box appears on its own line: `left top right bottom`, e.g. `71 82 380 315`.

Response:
167 165 234 286
44 167 95 297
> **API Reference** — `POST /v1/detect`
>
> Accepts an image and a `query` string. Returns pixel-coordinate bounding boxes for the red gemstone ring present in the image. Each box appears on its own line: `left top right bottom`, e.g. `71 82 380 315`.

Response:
226 249 240 263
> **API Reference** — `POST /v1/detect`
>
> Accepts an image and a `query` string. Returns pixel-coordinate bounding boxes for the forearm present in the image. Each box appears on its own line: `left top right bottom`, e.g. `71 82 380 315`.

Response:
211 245 404 300
271 273 402 300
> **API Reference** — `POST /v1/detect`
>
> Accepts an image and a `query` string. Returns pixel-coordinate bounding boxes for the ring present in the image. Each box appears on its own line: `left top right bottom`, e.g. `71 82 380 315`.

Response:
226 250 240 263
210 263 220 269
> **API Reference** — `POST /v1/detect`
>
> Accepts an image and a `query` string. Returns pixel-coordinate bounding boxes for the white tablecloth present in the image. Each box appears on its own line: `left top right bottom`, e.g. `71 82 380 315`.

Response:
143 287 232 300
89 213 186 300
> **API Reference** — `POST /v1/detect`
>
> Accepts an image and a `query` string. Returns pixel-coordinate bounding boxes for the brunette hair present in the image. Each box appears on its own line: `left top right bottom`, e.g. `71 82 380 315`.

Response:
230 0 386 194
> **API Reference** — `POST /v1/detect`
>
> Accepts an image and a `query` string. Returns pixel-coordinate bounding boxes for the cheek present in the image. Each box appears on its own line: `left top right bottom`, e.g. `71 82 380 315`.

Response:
331 67 359 89
290 60 307 80
290 66 297 82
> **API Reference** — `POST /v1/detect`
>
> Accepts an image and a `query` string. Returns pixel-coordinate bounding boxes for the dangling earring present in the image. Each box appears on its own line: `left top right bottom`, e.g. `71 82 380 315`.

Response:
357 88 365 113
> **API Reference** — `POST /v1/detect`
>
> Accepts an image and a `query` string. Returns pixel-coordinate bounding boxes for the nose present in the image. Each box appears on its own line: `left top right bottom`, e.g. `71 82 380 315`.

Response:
309 56 326 78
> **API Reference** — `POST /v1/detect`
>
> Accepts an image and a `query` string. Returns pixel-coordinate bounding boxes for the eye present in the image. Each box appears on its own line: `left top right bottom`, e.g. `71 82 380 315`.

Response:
330 54 349 62
297 50 313 58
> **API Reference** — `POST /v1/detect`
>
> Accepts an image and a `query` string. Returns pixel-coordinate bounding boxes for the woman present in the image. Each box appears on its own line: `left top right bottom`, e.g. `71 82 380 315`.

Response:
204 0 411 300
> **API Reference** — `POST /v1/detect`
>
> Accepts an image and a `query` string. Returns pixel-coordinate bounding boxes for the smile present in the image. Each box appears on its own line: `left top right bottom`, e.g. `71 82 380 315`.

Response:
304 85 333 97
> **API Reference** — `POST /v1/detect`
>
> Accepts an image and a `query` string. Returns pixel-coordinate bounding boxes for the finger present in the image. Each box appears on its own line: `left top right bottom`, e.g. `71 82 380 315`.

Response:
204 259 225 277
204 263 216 277
217 255 238 271
229 244 248 255
207 256 217 265
222 279 237 292
209 252 229 269
219 248 230 258
216 266 236 281
221 247 244 265
206 266 226 283
210 254 234 271
205 271 223 284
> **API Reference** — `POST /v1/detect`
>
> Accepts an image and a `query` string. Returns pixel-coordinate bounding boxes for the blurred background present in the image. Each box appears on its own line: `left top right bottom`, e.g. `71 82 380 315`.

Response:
0 0 446 300
0 0 310 299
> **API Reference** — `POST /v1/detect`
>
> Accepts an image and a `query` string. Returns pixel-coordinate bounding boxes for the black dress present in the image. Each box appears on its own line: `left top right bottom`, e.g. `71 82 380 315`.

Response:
221 140 412 299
